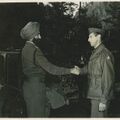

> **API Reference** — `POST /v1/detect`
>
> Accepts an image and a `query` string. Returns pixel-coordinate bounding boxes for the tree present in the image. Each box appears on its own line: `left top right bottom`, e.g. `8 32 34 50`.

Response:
86 2 114 30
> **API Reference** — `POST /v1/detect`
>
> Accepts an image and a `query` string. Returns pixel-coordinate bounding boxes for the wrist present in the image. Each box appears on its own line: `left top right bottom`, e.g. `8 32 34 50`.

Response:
100 98 107 104
70 68 72 73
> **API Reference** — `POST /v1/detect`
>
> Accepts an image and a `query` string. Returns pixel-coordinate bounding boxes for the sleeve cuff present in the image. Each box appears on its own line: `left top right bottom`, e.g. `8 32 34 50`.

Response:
100 98 107 104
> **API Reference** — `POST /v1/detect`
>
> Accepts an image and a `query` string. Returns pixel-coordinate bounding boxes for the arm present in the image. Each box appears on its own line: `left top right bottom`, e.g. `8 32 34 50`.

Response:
35 48 71 75
80 65 88 75
100 55 115 104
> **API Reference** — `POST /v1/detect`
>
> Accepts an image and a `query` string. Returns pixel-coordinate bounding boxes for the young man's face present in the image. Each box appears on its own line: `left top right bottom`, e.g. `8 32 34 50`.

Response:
88 33 100 48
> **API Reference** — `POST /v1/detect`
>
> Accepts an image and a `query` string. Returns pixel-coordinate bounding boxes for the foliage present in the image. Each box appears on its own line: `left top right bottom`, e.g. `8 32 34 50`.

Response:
86 2 113 30
85 2 120 31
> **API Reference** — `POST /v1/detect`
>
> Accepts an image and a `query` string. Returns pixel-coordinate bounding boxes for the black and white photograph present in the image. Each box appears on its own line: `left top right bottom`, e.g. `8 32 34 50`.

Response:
0 1 120 118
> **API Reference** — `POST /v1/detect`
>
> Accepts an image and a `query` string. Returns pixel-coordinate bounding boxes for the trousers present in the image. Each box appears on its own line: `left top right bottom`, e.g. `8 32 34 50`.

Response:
23 76 49 117
91 99 109 117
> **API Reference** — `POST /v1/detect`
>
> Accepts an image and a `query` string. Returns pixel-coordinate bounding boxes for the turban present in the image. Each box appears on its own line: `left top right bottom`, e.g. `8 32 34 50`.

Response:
20 21 40 40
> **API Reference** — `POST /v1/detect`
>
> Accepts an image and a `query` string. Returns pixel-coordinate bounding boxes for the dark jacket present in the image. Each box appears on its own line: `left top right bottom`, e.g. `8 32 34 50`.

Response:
81 44 115 104
22 41 71 79
22 41 72 115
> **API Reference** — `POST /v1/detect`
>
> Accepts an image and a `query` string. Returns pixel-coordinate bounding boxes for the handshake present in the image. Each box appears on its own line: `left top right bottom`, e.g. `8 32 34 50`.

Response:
70 66 80 75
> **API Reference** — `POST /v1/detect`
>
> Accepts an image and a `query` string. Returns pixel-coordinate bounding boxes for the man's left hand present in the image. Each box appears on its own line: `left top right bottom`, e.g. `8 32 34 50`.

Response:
99 102 106 112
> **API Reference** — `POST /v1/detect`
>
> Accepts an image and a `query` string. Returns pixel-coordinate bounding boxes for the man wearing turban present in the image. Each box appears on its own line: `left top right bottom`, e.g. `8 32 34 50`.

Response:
20 21 79 117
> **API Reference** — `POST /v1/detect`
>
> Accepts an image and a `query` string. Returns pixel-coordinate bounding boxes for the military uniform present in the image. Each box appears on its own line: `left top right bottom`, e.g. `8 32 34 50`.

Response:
22 41 71 117
20 22 72 117
81 44 115 117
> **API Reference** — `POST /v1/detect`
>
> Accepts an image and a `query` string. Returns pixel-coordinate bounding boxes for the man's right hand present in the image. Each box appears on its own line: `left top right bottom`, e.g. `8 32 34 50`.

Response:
70 66 80 75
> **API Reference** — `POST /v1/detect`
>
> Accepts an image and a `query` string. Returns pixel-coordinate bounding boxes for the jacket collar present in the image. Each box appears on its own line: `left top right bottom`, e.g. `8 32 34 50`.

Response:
26 41 35 46
25 41 38 49
90 43 105 61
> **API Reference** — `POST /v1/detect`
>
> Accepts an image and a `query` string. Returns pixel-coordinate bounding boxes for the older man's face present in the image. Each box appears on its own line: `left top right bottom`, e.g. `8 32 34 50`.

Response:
88 33 99 48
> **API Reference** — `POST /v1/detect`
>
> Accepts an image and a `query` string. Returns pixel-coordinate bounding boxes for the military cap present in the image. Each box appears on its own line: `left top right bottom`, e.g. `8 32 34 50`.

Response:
20 21 40 40
88 27 104 35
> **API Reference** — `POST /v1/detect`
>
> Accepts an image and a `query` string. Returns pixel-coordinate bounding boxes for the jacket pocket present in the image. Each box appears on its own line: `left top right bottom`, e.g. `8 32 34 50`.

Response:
88 85 102 98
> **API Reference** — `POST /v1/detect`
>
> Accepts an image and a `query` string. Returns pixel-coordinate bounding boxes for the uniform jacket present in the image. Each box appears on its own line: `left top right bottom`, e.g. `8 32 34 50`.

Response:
22 41 71 111
81 44 115 104
22 41 71 78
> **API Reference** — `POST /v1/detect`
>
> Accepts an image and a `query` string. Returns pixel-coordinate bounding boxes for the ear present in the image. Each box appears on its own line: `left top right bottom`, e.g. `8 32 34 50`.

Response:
97 34 101 39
